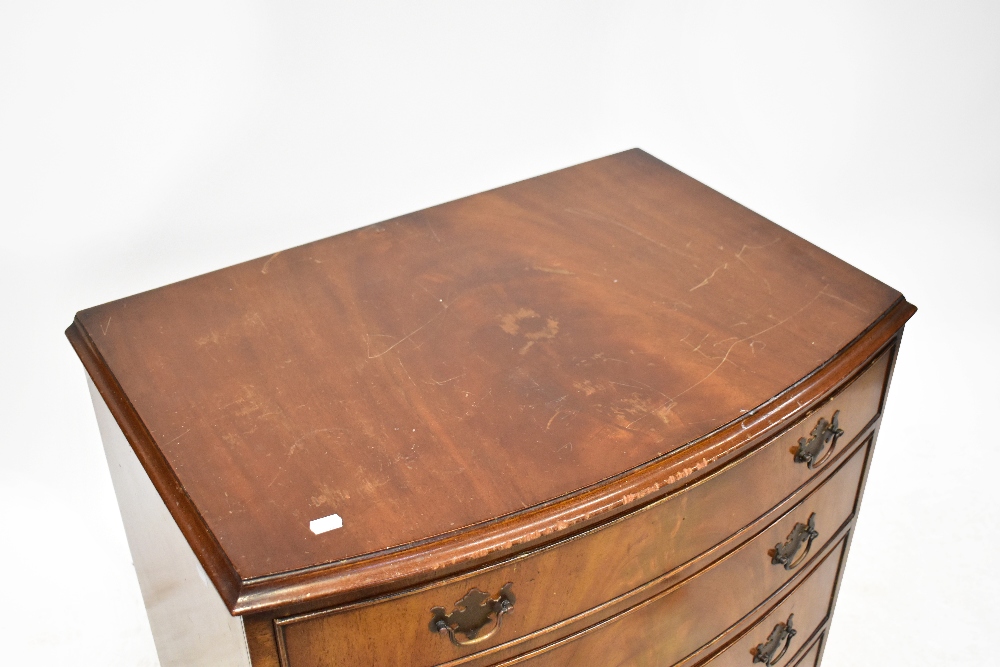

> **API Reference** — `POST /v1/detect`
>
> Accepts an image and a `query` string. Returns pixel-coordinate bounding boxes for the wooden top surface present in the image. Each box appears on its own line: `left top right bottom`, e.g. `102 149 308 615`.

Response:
69 149 903 607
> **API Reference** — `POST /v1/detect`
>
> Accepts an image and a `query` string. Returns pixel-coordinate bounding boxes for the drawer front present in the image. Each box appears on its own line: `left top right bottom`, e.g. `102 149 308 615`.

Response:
790 634 823 667
702 558 838 667
274 351 888 667
484 451 860 667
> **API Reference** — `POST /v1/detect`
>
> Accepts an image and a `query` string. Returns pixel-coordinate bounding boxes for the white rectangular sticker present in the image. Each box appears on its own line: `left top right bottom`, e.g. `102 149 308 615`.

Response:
309 513 343 535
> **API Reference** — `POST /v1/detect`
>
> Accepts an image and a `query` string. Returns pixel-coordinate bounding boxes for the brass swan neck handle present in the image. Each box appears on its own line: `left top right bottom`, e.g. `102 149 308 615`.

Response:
430 583 516 647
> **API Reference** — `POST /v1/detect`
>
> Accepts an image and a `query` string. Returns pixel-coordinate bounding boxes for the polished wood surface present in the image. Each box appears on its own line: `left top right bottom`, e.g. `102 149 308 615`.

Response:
492 526 845 667
88 379 253 667
276 427 870 667
266 350 892 667
699 551 840 667
67 149 910 613
790 634 824 667
72 150 916 667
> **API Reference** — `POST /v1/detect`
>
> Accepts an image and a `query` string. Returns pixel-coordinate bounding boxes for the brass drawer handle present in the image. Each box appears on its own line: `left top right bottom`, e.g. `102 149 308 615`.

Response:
794 410 844 469
430 583 515 646
753 614 797 665
771 513 819 570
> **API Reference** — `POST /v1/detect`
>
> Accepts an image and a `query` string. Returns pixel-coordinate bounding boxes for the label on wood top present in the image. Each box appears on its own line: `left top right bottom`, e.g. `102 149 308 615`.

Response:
68 149 901 583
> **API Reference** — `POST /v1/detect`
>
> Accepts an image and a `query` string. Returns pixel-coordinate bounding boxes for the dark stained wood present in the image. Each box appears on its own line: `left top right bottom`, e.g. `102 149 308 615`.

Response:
482 521 847 666
244 614 282 667
67 149 914 615
261 347 888 666
693 554 841 667
274 425 872 667
790 633 825 667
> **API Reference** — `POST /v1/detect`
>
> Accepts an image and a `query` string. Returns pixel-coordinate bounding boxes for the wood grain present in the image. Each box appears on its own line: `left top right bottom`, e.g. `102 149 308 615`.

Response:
265 345 887 665
790 633 824 667
696 553 841 667
275 428 871 667
67 149 913 613
492 530 847 667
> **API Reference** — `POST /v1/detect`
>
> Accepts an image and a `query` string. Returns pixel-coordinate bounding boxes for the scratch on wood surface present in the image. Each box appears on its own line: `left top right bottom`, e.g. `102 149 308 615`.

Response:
625 399 676 430
216 384 269 417
594 352 627 363
629 285 830 429
531 266 575 275
289 428 347 456
616 378 669 398
244 312 267 331
195 331 221 347
713 336 740 348
426 374 464 386
312 483 351 508
261 251 282 274
609 381 646 391
367 303 449 359
467 388 493 410
673 286 830 401
545 409 563 430
397 358 417 386
820 289 868 313
690 333 710 353
734 240 779 294
424 220 441 243
359 475 390 495
435 453 727 570
161 429 190 446
564 207 697 260
680 332 715 361
689 263 728 291
415 281 442 301
217 387 255 413
100 316 112 336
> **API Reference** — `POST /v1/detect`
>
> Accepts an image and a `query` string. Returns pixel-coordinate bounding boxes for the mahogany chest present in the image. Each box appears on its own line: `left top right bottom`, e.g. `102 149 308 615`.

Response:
68 149 914 666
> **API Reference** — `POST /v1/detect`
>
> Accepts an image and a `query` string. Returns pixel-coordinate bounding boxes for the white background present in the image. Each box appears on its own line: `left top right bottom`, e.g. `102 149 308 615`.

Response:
1 2 997 665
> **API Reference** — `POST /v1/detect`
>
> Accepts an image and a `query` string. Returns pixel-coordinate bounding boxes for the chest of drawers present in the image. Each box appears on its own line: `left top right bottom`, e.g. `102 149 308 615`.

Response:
68 149 914 666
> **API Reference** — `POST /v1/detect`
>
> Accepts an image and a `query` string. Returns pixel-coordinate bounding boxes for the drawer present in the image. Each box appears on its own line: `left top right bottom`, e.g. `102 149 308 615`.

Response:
272 351 887 667
789 634 823 667
700 556 838 667
481 450 860 667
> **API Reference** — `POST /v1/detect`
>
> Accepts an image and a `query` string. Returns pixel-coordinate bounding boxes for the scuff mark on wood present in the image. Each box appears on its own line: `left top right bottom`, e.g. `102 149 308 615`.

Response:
664 457 711 485
261 251 282 274
689 263 728 292
425 374 465 386
564 207 697 260
367 302 449 359
531 266 575 275
731 238 780 293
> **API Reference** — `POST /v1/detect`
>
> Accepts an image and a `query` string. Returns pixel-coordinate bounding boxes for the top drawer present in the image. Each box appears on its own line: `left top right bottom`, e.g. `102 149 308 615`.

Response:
274 347 893 667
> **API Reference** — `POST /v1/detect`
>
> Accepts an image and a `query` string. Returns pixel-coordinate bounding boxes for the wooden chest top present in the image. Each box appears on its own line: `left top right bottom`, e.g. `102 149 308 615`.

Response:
67 149 904 613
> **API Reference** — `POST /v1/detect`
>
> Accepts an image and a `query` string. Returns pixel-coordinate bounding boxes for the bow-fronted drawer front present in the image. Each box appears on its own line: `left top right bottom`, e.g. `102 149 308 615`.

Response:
475 443 862 667
788 633 824 667
275 352 891 667
700 552 840 667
